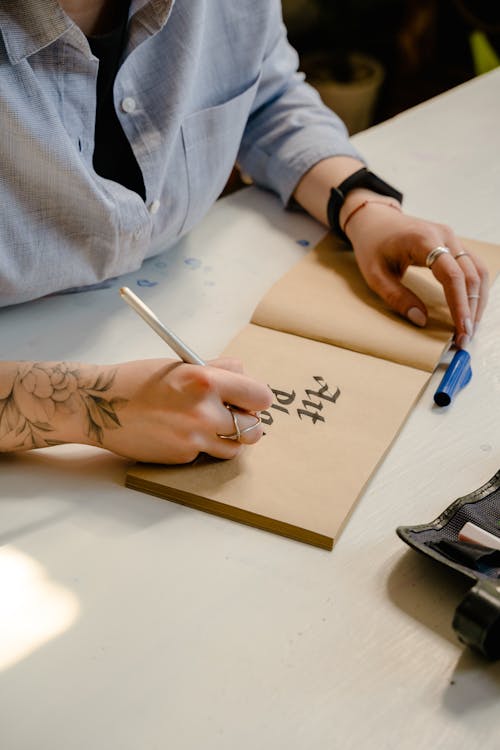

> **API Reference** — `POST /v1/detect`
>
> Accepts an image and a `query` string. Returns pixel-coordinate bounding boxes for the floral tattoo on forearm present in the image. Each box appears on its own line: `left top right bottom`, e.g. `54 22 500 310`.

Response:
0 363 128 450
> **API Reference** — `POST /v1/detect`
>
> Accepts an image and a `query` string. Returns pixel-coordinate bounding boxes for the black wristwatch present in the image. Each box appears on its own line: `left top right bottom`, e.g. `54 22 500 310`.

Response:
327 167 403 243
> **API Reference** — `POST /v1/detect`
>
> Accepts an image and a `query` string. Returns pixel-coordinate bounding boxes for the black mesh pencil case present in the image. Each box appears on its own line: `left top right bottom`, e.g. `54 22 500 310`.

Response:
397 468 500 660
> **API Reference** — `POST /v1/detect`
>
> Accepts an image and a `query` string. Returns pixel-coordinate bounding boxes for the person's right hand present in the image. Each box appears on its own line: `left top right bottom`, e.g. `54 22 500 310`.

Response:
100 357 273 463
0 358 272 463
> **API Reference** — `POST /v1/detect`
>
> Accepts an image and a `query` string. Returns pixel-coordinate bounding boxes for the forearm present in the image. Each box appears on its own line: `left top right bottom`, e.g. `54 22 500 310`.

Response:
0 360 126 452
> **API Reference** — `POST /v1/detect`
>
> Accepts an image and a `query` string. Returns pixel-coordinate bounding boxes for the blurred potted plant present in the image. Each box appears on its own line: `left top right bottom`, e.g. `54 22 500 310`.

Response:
297 0 396 133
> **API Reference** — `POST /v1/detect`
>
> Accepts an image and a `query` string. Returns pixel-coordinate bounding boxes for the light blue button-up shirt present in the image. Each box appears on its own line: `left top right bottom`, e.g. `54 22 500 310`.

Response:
0 0 361 306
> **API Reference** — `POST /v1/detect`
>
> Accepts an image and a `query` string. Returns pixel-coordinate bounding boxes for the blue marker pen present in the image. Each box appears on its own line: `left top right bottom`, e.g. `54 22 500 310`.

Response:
433 349 472 407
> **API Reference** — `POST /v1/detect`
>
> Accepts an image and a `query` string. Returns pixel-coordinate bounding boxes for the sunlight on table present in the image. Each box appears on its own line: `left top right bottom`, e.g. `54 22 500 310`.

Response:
0 547 80 672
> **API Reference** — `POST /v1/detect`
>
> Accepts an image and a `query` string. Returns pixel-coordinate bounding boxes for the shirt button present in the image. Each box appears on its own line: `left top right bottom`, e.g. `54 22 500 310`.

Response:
121 96 136 113
149 200 161 215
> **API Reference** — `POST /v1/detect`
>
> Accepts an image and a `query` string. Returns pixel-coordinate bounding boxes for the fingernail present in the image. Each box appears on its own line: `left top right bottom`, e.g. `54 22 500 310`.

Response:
464 317 473 338
456 333 470 350
407 307 427 327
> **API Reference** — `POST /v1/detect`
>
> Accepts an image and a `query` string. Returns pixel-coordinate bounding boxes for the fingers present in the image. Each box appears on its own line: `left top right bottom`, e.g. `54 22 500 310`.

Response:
366 263 429 328
194 362 271 431
426 249 472 348
210 367 273 414
359 220 489 348
205 357 273 411
102 359 270 465
207 368 269 451
216 405 263 444
172 363 271 459
177 363 271 410
422 232 488 346
195 405 265 461
453 250 489 325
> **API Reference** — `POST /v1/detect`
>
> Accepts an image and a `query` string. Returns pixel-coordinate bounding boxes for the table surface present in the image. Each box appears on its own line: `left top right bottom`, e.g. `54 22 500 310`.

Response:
1 69 500 750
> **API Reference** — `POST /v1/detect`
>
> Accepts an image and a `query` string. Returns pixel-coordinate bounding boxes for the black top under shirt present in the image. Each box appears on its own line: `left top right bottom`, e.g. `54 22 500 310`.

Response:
87 4 146 200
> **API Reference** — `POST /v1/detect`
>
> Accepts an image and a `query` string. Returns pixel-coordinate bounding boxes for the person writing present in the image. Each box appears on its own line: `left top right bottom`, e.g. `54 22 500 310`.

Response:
0 0 488 463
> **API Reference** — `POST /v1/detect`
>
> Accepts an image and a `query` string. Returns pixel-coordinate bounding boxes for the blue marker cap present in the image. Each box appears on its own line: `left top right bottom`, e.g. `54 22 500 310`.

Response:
433 349 472 407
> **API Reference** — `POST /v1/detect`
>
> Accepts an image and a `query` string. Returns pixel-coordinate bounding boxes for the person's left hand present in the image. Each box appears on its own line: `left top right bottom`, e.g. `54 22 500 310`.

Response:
343 201 489 349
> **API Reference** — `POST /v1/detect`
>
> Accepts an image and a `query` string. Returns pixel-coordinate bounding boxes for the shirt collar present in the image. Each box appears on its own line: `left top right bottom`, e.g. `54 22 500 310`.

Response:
0 0 71 64
0 0 175 64
130 0 176 35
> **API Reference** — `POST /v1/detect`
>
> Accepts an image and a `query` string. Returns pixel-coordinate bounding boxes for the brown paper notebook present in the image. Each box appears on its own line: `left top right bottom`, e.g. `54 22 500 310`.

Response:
126 235 500 549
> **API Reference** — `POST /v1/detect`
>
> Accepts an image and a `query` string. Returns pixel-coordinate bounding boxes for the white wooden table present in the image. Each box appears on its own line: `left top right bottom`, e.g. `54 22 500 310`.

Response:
1 69 500 750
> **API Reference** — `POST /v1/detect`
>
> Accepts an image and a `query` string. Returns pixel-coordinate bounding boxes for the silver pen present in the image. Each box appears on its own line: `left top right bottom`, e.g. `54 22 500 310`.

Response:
119 286 206 366
119 286 261 439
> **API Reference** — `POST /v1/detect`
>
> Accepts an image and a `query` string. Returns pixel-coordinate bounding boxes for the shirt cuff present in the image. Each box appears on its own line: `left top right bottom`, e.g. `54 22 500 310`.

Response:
240 135 365 207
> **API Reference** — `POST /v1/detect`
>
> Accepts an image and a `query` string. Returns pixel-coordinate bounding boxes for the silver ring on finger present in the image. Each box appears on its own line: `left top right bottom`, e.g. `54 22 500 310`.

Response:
217 405 241 441
217 408 262 441
454 251 470 260
425 245 451 268
467 294 480 299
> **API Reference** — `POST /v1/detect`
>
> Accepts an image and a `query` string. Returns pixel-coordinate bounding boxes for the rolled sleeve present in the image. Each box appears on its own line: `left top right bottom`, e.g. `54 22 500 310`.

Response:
237 4 364 205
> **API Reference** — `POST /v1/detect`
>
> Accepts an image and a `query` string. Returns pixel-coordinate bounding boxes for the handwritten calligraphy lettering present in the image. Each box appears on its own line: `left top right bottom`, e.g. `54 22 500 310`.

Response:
260 387 296 426
298 377 340 423
297 401 325 423
306 376 341 404
260 377 340 428
270 388 296 414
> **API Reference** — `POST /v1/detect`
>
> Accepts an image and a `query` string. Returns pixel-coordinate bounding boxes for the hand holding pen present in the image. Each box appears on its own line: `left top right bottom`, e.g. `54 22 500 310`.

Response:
118 287 271 462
